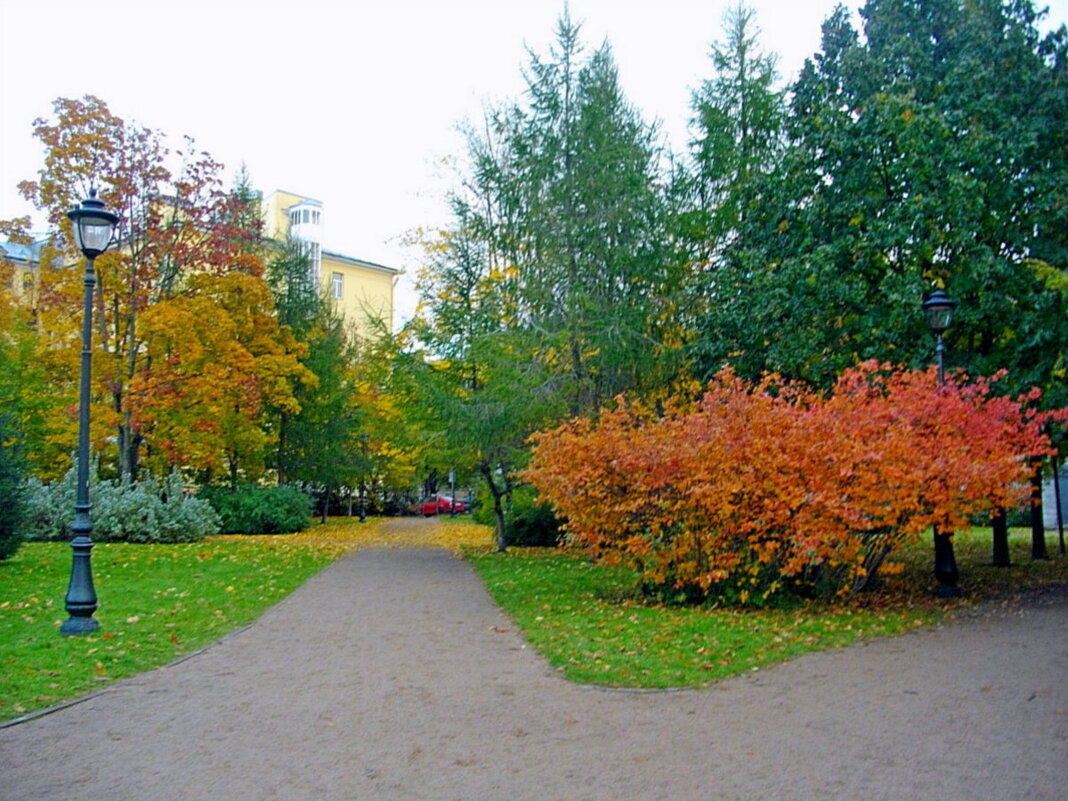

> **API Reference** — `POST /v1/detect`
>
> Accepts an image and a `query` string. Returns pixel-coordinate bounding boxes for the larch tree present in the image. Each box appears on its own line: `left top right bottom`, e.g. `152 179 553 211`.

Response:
464 12 684 415
681 2 790 381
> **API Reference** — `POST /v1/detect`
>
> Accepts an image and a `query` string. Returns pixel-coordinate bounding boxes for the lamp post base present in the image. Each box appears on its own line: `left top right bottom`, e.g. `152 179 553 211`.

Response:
932 583 962 599
59 616 100 636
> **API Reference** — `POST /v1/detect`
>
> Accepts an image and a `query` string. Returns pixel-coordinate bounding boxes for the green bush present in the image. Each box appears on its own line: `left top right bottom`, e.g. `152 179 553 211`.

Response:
0 415 25 560
504 485 563 547
471 484 495 527
199 484 311 535
20 468 219 543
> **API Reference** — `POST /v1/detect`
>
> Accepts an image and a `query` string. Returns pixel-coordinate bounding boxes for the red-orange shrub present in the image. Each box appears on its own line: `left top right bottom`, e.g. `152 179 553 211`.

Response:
523 362 1060 604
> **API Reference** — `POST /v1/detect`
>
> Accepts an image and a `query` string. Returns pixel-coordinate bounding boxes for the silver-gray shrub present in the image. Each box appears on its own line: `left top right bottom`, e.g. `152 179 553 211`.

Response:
20 467 219 543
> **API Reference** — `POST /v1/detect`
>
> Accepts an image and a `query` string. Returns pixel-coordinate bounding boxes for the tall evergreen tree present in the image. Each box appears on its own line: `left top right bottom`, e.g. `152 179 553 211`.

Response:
696 0 1068 393
411 12 686 539
687 2 786 263
466 12 683 414
682 3 790 379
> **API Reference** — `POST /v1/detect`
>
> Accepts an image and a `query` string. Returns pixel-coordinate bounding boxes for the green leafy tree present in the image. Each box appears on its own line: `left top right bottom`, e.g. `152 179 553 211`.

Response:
0 250 52 476
409 219 561 548
408 13 688 542
681 3 791 379
266 235 371 515
280 314 360 518
702 1 1068 392
685 2 786 264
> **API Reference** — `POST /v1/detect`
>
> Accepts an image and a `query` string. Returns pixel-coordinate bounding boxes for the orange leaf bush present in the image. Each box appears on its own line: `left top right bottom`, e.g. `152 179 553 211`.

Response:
524 362 1061 605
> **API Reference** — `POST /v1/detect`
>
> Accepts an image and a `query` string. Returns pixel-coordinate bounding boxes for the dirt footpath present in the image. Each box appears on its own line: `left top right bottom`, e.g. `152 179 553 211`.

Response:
2 517 1066 800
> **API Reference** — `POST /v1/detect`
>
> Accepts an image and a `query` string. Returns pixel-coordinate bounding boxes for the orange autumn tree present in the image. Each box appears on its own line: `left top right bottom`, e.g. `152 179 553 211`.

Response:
524 362 1059 604
129 271 313 486
18 95 261 480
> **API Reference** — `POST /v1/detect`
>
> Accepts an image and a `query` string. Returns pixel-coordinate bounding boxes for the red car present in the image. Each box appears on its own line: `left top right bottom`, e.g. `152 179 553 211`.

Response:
417 496 467 516
436 495 467 514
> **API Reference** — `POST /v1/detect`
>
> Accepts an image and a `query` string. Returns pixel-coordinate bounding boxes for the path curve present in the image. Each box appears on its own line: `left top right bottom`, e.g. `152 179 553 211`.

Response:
2 516 1066 800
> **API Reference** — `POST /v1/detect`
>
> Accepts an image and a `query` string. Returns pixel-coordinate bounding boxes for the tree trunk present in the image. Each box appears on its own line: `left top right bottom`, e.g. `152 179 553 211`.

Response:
119 297 142 483
276 412 289 485
479 464 507 553
1030 459 1048 560
991 507 1010 567
1052 454 1065 555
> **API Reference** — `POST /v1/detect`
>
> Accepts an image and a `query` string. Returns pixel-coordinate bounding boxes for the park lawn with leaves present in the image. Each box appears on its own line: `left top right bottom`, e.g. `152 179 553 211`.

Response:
0 517 405 721
467 525 1067 689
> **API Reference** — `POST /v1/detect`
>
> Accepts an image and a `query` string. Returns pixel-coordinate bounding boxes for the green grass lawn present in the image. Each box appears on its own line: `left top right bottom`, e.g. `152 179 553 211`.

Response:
0 537 339 720
467 528 1068 689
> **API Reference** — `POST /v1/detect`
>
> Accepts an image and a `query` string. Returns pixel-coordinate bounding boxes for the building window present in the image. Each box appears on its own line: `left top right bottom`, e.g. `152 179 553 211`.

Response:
331 272 343 299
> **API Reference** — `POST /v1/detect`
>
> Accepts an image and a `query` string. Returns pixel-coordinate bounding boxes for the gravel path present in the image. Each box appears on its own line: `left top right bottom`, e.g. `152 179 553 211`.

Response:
2 517 1066 800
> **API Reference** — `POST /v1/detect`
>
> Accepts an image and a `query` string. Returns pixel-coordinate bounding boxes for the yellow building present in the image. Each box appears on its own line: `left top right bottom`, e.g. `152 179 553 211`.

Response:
0 237 45 305
3 191 399 337
261 190 399 337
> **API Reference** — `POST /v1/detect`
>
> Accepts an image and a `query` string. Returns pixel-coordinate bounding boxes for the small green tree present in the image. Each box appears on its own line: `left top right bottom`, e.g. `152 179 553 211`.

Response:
267 235 365 513
0 412 26 560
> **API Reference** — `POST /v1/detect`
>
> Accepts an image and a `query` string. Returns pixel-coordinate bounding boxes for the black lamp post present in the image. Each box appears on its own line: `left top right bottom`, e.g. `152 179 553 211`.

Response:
358 434 368 523
60 189 118 636
449 469 457 518
922 288 962 598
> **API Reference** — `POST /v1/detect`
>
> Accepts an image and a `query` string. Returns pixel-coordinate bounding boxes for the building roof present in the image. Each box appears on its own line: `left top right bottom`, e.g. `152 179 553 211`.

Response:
0 237 48 264
322 248 401 275
268 189 322 206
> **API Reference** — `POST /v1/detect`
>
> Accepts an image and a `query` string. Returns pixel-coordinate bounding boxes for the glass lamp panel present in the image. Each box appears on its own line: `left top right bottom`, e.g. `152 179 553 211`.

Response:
922 290 957 335
924 304 954 334
76 217 114 255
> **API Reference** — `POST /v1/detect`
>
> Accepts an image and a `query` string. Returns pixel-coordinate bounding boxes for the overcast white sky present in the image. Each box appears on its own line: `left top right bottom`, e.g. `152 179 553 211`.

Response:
2 0 1066 323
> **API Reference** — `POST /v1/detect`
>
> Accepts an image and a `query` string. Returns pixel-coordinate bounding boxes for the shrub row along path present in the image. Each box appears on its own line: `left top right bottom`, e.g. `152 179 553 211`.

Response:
2 516 1066 801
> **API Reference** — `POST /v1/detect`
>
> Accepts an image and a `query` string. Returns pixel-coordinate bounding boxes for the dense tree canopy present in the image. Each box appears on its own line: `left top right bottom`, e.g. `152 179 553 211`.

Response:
689 0 1068 394
404 1 1066 563
2 96 372 495
2 3 1065 545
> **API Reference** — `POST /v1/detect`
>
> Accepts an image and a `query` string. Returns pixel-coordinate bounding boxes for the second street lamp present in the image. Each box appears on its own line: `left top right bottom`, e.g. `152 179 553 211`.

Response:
60 189 118 636
922 289 957 385
921 288 961 598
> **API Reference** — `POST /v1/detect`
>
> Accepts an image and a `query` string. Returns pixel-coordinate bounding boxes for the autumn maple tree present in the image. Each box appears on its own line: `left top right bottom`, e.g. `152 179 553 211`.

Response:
525 362 1062 604
16 96 282 481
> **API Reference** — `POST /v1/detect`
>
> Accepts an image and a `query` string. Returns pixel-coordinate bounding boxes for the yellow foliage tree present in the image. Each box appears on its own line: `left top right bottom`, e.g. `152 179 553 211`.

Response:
130 272 313 484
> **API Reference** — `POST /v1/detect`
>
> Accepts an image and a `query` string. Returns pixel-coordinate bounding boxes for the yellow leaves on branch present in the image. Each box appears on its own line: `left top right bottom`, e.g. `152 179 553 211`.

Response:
130 272 313 477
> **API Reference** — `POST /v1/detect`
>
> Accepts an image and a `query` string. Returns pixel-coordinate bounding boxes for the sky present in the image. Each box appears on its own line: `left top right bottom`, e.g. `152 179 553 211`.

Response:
2 0 1066 324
